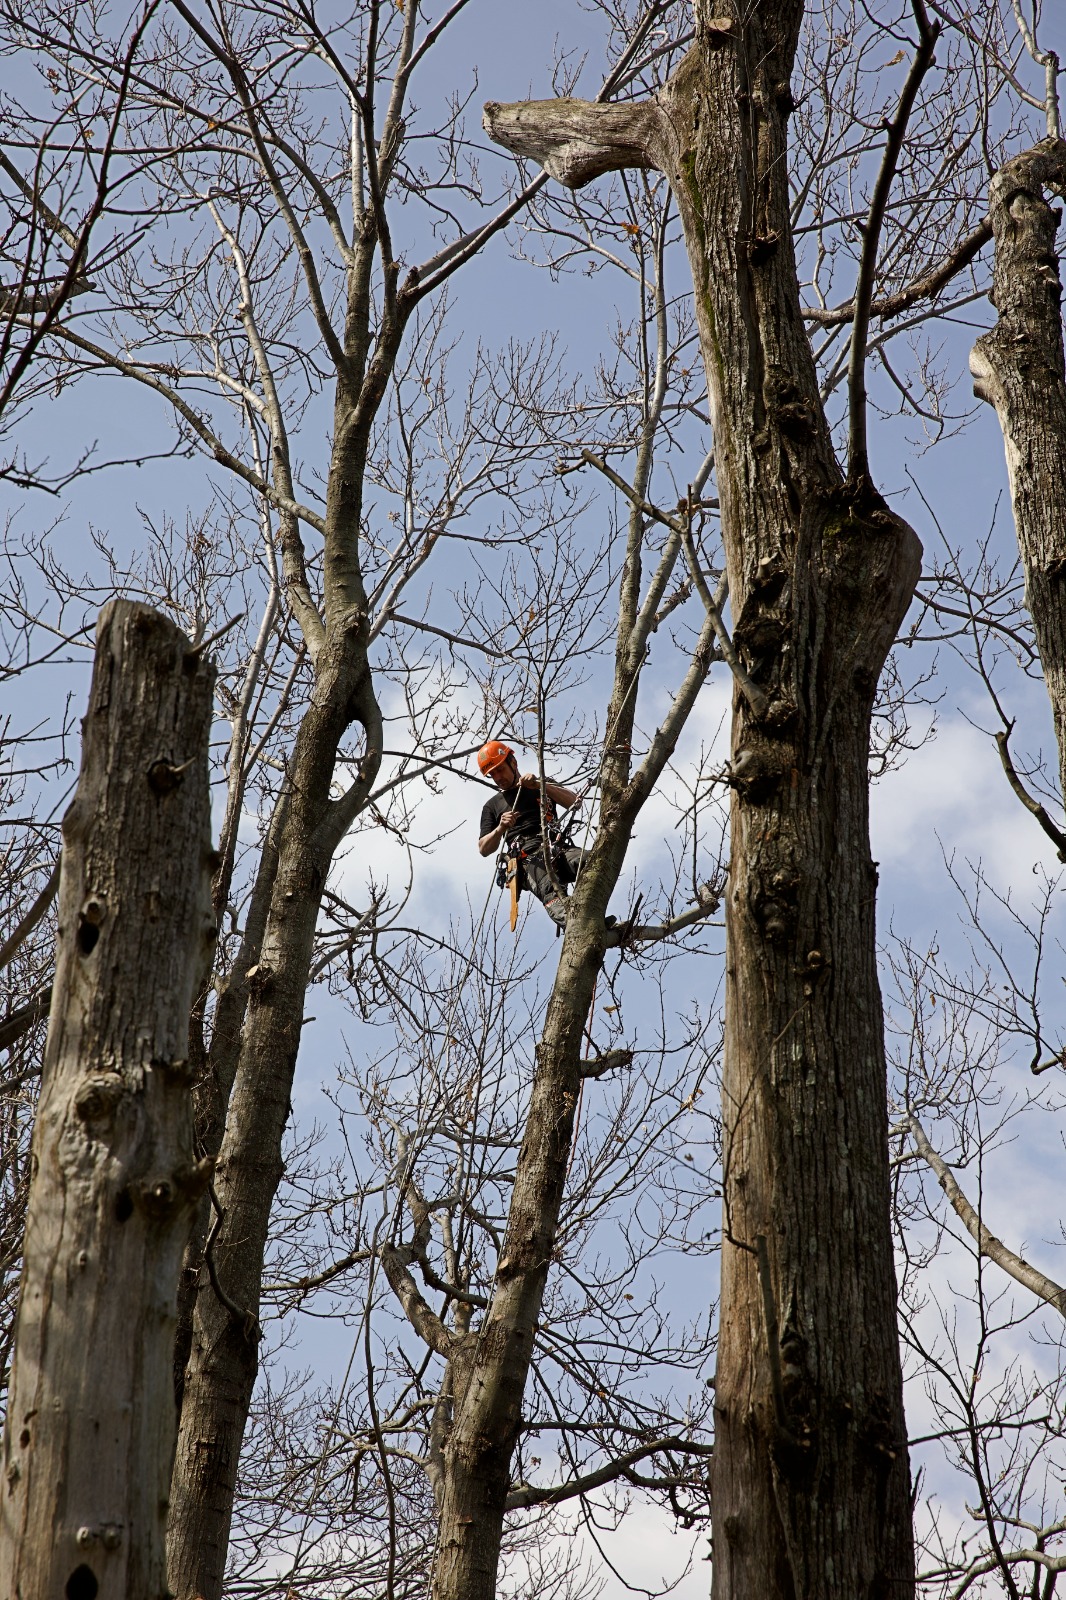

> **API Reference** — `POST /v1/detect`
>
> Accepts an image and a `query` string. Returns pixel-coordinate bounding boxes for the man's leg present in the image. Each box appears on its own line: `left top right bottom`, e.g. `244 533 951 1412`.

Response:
524 848 617 933
560 845 587 882
522 854 569 928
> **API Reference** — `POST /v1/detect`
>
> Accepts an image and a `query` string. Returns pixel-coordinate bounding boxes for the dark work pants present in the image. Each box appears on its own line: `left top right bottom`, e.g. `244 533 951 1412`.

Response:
521 844 586 928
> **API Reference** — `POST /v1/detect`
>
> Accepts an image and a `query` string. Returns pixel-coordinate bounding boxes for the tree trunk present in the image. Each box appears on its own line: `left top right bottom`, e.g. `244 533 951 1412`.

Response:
970 137 1066 802
430 928 603 1600
429 409 720 1598
165 623 383 1600
486 4 919 1593
0 599 215 1600
164 212 399 1589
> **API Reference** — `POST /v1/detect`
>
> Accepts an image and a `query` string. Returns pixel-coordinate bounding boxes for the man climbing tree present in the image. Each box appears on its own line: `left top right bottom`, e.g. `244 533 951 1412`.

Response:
475 740 586 929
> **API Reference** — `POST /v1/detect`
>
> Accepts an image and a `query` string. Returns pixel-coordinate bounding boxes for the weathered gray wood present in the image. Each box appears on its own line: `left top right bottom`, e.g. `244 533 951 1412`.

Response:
0 599 215 1600
970 137 1066 803
487 5 919 1595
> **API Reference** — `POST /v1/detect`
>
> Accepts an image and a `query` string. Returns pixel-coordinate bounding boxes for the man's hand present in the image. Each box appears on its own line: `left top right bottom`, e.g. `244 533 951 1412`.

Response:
479 809 520 857
518 772 580 809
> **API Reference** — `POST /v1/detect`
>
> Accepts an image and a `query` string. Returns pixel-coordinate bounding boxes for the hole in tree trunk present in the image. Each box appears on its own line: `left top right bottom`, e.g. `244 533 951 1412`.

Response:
65 1567 99 1600
114 1188 133 1223
76 919 100 957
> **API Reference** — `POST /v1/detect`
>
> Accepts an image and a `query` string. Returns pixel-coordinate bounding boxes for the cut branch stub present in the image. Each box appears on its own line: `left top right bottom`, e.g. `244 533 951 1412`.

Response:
482 99 666 189
0 599 215 1600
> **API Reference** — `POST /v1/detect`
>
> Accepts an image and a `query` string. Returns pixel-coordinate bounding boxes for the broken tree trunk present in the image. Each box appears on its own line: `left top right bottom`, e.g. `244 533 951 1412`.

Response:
970 137 1066 805
0 599 215 1600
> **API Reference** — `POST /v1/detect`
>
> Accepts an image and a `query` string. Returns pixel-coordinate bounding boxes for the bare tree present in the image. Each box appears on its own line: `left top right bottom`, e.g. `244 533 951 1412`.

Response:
0 598 214 1600
0 5 698 1595
219 914 718 1599
482 2 940 1588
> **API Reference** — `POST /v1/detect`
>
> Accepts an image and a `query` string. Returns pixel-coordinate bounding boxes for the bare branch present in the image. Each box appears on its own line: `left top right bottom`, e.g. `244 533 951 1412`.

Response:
680 530 767 720
46 323 327 536
379 1243 457 1358
907 1113 1066 1317
0 857 59 972
604 881 720 948
803 216 991 327
505 1434 713 1511
1012 0 1061 139
994 725 1066 861
0 986 51 1057
848 5 940 482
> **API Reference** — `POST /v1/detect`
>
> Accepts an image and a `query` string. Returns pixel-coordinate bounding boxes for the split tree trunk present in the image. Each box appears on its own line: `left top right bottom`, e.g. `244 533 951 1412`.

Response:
487 3 919 1593
0 599 215 1600
970 137 1066 802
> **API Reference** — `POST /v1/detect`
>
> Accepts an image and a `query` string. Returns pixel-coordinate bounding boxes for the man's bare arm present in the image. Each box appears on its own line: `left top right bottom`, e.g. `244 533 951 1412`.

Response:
478 809 519 857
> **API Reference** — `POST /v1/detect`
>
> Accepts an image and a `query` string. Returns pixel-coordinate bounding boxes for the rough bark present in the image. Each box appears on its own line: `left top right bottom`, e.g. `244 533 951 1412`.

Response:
970 137 1066 803
487 4 919 1595
0 599 214 1600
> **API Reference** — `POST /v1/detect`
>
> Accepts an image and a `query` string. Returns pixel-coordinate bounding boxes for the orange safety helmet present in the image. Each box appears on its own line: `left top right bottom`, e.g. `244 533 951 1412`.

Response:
477 739 514 776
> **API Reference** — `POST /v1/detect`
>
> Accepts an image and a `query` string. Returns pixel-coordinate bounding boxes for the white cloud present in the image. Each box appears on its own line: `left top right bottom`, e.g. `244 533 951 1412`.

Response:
540 1502 707 1600
873 713 1062 897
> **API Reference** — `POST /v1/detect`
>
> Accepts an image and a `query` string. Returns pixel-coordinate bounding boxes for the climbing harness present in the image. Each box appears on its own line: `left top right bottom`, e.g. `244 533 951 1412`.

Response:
494 808 579 934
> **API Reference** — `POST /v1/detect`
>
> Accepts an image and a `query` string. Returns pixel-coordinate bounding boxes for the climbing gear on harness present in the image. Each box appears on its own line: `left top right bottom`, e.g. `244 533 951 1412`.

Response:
495 815 575 884
495 826 585 937
495 849 523 929
478 739 514 776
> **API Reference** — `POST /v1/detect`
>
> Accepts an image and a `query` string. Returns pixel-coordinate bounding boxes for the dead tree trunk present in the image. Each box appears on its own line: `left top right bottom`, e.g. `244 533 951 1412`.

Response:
970 138 1066 803
0 599 215 1600
487 4 919 1594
